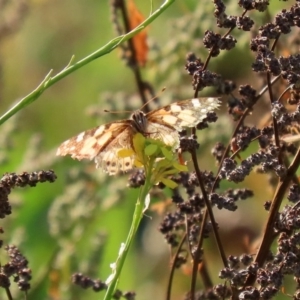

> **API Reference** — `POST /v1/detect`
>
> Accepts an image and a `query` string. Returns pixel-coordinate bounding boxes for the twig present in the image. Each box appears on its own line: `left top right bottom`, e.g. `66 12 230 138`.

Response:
0 0 175 126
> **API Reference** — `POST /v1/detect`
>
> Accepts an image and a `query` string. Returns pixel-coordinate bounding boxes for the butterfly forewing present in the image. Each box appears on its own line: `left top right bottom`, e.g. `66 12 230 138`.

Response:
146 98 220 131
57 97 220 175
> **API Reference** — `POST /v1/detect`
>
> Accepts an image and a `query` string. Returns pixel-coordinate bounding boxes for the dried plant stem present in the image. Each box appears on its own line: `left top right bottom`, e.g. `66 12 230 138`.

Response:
166 233 187 300
189 149 227 300
194 10 247 98
212 75 281 192
116 0 150 111
5 287 13 300
245 146 300 286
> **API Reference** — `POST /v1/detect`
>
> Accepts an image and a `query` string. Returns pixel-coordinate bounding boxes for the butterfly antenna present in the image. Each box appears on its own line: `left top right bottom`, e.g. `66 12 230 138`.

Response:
104 87 166 114
140 87 166 110
104 109 132 113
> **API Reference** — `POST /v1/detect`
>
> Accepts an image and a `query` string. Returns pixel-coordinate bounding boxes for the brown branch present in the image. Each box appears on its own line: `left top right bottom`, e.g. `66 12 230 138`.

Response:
211 75 281 193
189 149 228 300
112 0 150 111
166 233 187 300
245 145 300 286
194 10 248 98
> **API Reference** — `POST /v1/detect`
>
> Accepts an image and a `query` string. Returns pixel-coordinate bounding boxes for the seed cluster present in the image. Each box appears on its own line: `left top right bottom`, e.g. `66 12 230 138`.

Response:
159 0 300 299
72 273 136 300
0 170 57 218
0 170 57 295
0 245 31 292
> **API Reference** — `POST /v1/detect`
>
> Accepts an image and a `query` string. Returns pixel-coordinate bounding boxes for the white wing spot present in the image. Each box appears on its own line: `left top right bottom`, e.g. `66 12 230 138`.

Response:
96 131 113 146
94 125 106 137
191 98 201 108
76 132 85 142
162 115 178 125
78 136 98 157
177 112 197 123
170 105 182 112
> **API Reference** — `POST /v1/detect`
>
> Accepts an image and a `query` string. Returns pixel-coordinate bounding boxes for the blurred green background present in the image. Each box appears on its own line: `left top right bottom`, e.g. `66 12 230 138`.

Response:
0 0 290 299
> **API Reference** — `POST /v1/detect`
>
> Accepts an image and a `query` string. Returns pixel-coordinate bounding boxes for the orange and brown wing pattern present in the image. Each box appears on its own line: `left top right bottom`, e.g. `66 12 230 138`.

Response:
57 98 220 175
57 120 136 175
145 97 220 147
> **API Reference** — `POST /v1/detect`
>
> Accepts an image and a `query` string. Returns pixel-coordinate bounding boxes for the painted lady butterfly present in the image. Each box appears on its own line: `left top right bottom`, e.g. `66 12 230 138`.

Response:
56 98 220 175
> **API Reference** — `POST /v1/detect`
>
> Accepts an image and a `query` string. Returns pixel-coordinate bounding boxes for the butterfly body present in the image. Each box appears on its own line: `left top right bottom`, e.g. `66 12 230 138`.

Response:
131 110 148 134
57 98 220 175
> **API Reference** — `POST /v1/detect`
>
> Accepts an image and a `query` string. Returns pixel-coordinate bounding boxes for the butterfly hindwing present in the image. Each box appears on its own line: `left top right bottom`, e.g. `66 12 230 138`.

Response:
145 121 181 148
94 124 136 175
57 120 137 174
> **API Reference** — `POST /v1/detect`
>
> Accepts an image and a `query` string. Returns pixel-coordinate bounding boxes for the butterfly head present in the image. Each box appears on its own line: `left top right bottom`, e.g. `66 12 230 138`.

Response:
131 110 148 134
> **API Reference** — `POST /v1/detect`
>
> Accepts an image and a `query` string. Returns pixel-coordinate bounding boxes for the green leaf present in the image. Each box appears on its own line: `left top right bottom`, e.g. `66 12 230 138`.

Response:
161 146 173 160
134 160 144 168
155 158 172 170
160 178 178 189
145 144 158 156
160 168 179 176
133 133 146 162
173 162 188 172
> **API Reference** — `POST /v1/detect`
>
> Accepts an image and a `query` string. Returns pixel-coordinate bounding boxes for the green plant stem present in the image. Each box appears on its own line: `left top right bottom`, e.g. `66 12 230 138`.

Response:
0 0 175 127
103 167 153 300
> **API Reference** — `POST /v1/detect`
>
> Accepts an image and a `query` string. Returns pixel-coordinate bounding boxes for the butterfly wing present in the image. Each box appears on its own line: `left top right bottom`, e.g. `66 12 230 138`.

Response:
57 98 220 174
146 97 220 147
57 120 136 175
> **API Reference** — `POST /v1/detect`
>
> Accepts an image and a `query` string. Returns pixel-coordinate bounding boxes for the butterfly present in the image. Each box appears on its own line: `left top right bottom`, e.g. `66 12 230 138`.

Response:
56 98 220 175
